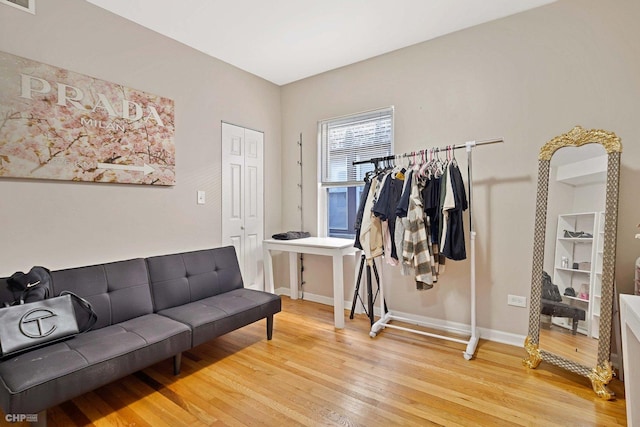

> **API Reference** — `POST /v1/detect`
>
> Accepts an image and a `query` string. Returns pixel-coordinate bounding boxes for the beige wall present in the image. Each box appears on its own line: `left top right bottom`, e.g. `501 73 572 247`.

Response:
281 0 640 336
1 0 638 339
0 0 282 275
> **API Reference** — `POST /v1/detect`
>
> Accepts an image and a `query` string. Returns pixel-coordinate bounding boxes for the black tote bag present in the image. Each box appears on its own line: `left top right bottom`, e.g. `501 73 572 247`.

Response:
0 292 97 359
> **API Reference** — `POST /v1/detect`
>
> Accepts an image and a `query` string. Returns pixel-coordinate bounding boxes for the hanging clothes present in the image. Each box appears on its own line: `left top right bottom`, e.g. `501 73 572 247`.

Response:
372 169 404 262
373 171 393 263
380 221 399 266
402 175 433 290
395 170 413 276
439 161 453 252
353 178 372 250
395 169 413 219
441 161 468 260
421 164 445 278
352 145 471 290
360 176 383 260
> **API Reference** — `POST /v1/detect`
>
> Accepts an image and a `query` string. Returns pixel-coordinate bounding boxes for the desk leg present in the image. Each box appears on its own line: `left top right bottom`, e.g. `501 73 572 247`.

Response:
289 252 299 300
263 248 275 294
333 254 345 329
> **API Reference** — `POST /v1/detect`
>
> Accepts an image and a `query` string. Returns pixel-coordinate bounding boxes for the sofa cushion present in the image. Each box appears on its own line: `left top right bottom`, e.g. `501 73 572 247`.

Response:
51 258 153 329
147 246 244 311
157 288 281 347
0 314 190 414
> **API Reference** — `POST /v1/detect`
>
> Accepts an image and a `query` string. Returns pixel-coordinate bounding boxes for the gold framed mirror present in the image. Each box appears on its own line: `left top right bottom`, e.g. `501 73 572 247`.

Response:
523 126 622 400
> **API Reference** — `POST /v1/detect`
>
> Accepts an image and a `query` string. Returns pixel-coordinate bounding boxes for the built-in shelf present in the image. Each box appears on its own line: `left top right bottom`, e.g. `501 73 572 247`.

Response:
565 295 590 303
556 267 590 274
552 212 603 338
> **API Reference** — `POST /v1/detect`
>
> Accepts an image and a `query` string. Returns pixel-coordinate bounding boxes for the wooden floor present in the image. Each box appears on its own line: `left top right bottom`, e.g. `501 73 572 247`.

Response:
3 297 627 426
539 324 599 367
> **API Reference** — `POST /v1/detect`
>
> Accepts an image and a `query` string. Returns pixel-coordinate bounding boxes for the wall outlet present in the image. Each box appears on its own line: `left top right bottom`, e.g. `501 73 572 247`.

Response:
197 190 206 205
507 294 527 308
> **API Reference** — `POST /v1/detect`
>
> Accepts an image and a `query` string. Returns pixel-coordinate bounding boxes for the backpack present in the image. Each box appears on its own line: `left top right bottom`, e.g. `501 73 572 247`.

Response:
5 266 51 306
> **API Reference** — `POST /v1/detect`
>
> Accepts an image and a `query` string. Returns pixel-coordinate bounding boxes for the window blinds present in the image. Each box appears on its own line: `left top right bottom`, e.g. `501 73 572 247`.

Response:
320 107 393 186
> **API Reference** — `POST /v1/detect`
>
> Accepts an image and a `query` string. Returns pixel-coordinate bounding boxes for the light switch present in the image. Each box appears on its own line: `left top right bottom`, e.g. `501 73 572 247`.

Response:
197 190 206 204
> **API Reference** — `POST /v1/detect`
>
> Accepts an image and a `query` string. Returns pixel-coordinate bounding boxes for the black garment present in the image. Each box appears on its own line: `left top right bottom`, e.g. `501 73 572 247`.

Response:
372 171 404 260
441 162 468 260
421 175 441 243
438 164 448 247
395 170 413 218
272 231 311 240
372 172 392 221
353 179 372 250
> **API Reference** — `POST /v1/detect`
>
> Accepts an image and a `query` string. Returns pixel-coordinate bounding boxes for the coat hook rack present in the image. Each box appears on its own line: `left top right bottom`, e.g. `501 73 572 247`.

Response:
297 133 305 298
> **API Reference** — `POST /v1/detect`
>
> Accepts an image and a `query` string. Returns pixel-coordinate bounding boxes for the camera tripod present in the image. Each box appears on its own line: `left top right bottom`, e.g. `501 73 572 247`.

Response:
349 254 387 325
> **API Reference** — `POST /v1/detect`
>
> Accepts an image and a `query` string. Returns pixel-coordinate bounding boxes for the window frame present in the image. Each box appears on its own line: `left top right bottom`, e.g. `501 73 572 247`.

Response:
317 106 394 238
0 0 35 14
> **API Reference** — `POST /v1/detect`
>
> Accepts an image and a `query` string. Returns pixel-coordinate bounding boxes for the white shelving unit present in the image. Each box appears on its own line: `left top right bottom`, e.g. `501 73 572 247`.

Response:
552 212 603 337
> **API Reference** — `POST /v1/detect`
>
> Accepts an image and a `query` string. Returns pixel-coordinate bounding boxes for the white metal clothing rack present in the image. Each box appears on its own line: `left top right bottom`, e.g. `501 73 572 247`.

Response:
355 138 503 359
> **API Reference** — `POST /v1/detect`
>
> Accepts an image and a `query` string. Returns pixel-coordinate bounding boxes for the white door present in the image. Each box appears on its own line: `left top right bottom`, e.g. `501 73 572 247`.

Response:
221 122 264 291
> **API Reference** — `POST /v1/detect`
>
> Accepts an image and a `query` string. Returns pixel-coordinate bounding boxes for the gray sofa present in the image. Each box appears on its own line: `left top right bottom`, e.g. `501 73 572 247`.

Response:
0 246 281 424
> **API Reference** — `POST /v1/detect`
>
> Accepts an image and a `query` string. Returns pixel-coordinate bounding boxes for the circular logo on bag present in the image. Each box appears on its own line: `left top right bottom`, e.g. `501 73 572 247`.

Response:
19 309 58 338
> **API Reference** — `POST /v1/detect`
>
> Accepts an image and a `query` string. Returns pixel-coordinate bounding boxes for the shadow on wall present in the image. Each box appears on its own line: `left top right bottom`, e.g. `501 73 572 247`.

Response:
616 163 640 296
473 174 533 262
472 174 533 326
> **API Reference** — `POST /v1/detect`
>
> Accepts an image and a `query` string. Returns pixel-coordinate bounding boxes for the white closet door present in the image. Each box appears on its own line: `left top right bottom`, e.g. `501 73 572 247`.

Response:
221 122 264 291
242 128 264 290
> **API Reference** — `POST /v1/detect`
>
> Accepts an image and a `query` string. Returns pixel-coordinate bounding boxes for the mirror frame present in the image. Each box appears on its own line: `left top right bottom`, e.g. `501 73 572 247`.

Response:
523 126 622 400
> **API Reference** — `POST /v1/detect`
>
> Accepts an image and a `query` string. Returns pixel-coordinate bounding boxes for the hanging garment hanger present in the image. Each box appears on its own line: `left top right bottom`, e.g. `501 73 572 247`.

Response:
427 148 438 179
431 147 443 177
411 151 421 172
386 157 394 171
417 148 430 178
450 145 458 167
413 150 422 176
391 155 402 174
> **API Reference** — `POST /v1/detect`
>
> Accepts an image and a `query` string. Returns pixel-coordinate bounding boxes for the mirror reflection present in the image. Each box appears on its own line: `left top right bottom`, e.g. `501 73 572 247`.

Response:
524 126 622 399
540 144 606 368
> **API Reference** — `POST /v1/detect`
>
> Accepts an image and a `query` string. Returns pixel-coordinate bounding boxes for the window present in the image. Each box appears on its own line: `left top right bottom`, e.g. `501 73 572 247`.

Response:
0 0 35 14
318 107 393 238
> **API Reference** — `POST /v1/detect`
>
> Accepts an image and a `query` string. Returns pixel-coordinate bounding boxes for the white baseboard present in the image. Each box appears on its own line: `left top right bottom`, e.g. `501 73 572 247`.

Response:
275 287 367 315
275 288 526 347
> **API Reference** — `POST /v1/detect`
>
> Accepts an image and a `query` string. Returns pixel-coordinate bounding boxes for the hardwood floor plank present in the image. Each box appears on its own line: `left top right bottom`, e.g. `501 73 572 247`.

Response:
0 297 627 426
56 402 92 426
227 350 428 426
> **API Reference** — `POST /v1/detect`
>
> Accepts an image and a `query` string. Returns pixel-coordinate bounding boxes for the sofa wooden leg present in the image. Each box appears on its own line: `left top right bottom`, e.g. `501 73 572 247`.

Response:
267 315 274 340
173 353 182 375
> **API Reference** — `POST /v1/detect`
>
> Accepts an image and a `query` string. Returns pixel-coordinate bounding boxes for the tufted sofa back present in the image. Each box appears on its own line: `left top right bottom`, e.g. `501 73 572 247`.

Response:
50 258 153 330
146 246 243 311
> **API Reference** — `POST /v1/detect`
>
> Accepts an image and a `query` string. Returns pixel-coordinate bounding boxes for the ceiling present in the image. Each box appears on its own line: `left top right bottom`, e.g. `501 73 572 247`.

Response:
85 0 556 86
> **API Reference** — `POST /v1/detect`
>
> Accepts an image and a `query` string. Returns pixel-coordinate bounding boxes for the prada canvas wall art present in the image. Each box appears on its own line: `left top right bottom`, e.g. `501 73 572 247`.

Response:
0 51 175 185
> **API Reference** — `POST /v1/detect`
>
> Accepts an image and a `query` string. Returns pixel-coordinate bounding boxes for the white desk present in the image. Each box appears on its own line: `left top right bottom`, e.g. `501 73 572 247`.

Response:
620 294 640 426
263 237 360 329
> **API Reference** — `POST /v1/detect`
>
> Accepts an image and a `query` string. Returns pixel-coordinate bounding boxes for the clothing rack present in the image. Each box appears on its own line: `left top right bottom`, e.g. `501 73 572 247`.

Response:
353 138 503 359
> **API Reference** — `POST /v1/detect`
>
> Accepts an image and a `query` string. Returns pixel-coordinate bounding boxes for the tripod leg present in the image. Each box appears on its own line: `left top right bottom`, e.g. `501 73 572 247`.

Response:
371 258 381 284
350 255 365 319
370 260 388 314
367 262 374 326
